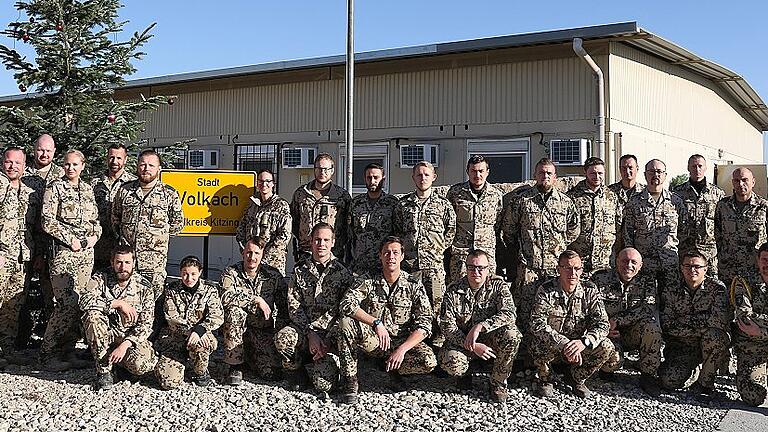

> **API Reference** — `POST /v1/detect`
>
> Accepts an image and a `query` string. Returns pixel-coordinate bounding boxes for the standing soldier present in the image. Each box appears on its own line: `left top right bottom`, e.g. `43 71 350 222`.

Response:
446 155 504 282
290 153 351 263
39 150 101 371
672 154 724 276
91 144 136 271
347 163 398 275
567 157 620 275
623 159 686 293
715 167 768 286
236 169 291 275
112 149 184 298
608 154 644 210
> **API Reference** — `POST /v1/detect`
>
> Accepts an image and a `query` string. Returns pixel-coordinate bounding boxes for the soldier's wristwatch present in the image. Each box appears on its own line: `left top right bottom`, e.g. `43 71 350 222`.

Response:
371 319 382 329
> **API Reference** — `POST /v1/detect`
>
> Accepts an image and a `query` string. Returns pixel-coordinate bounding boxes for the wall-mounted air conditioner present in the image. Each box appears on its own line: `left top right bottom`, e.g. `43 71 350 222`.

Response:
400 144 439 168
549 139 590 166
282 147 316 169
188 149 219 169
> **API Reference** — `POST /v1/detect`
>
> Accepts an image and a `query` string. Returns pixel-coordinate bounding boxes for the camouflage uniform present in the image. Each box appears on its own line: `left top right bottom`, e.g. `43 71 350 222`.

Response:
438 276 521 389
446 182 504 282
567 180 620 275
528 278 615 385
607 181 644 254
501 187 580 332
290 182 351 261
347 192 399 275
591 270 662 376
91 171 137 271
154 280 224 390
40 178 101 361
731 275 768 406
112 180 184 298
220 261 283 379
275 255 354 391
236 194 292 275
658 277 729 390
715 193 768 286
673 180 725 276
79 270 157 376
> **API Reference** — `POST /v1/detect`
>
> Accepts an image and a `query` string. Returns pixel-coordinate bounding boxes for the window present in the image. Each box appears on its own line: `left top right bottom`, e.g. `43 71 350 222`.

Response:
235 144 279 188
338 142 389 195
466 139 530 183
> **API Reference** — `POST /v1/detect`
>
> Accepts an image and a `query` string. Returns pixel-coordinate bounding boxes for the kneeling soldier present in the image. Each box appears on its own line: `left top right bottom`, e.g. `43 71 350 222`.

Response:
220 236 283 384
155 256 224 389
438 249 521 403
80 246 158 390
529 250 614 398
339 236 437 404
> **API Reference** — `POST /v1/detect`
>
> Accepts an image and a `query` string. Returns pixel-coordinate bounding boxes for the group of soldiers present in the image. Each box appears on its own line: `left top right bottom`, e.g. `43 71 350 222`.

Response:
0 135 767 408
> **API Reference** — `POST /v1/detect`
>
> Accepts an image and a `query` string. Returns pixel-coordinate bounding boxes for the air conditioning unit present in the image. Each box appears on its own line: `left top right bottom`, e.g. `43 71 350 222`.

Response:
282 147 316 169
400 144 439 168
188 149 219 169
549 139 590 166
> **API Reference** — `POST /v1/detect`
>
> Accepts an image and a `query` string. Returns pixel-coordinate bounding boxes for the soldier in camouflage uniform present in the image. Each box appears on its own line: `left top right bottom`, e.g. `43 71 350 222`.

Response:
715 167 768 286
623 159 686 295
154 256 224 389
275 223 354 395
290 153 351 262
567 157 620 275
438 249 521 403
236 169 291 275
220 237 283 384
591 247 662 396
39 150 101 370
112 149 184 298
730 242 768 406
338 236 436 404
80 246 158 390
529 250 614 398
658 252 729 395
446 155 504 282
608 155 644 255
348 163 399 275
673 155 725 276
91 144 137 271
501 158 580 335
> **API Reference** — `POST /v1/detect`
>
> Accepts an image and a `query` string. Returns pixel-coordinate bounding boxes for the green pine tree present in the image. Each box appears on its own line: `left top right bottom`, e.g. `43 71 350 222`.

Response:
0 0 173 176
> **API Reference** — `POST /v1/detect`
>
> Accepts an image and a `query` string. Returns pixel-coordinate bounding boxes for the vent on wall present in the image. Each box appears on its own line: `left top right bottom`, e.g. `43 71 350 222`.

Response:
188 149 219 169
400 144 439 168
281 147 316 169
549 139 589 166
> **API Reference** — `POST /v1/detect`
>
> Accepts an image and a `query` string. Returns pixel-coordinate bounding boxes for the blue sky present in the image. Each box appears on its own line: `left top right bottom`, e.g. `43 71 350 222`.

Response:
1 0 766 150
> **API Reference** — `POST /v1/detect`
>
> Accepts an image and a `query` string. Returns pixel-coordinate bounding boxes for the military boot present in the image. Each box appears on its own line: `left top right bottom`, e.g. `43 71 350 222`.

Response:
41 358 72 372
340 376 359 404
490 385 508 403
227 365 243 386
286 368 309 391
96 371 113 390
563 371 592 399
639 374 661 397
191 371 214 387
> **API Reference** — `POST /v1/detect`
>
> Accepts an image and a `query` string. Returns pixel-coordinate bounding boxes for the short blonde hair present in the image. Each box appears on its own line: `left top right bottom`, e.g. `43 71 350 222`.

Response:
411 161 435 174
64 149 86 163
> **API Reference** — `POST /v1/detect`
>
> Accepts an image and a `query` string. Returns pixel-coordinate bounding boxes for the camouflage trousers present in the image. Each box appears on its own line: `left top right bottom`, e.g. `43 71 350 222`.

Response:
531 336 615 384
513 265 553 334
274 324 340 392
449 247 497 285
82 310 157 375
40 248 93 361
221 306 281 379
154 332 218 390
438 325 521 389
734 336 768 407
0 259 25 352
337 316 437 379
640 258 679 298
659 329 730 390
602 318 663 376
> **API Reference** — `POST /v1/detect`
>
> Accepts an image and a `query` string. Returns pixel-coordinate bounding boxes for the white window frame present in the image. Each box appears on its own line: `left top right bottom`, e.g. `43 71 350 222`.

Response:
235 144 279 171
338 142 390 195
466 138 531 182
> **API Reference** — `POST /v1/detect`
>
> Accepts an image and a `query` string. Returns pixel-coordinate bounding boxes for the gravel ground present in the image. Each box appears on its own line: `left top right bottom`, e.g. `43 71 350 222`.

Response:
0 348 741 432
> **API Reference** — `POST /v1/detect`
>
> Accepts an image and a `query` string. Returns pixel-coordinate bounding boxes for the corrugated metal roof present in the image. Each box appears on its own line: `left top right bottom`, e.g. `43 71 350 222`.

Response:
2 21 765 130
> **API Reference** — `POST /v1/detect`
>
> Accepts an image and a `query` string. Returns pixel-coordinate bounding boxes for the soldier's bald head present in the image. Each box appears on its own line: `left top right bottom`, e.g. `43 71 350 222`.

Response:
618 248 642 263
732 167 754 181
34 134 55 150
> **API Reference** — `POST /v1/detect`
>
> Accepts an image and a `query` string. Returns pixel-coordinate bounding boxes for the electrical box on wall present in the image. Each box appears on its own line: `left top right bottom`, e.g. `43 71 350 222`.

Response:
188 149 219 169
282 147 316 169
400 144 439 168
549 139 590 166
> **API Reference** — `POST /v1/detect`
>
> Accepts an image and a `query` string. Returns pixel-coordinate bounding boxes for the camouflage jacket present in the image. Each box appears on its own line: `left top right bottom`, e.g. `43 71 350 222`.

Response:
219 261 283 330
287 255 354 333
340 271 432 339
529 278 609 350
607 181 644 210
439 275 517 348
715 193 768 282
290 181 351 258
42 178 101 249
79 270 155 347
623 188 686 264
394 190 456 272
235 194 292 274
161 279 224 338
446 182 504 253
660 277 728 339
502 186 580 272
91 171 137 237
567 180 621 271
23 164 64 256
0 176 34 262
731 275 768 342
347 192 399 273
591 270 657 328
672 180 725 256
